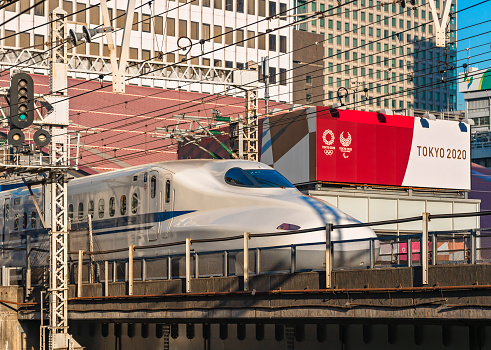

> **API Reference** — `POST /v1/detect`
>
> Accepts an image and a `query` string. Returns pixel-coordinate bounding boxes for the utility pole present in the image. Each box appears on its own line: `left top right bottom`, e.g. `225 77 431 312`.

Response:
230 66 259 160
261 57 270 116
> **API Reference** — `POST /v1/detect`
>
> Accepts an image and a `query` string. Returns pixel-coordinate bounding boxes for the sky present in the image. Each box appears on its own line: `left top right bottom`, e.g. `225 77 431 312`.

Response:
456 0 491 109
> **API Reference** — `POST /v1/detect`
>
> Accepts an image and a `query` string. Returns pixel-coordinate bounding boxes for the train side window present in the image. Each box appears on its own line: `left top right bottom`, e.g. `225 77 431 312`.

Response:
31 211 36 228
165 180 171 203
131 193 138 214
68 204 73 219
5 203 9 220
23 212 27 229
98 199 105 218
109 197 115 217
78 202 84 220
14 214 19 231
150 176 156 199
88 200 94 218
120 195 127 215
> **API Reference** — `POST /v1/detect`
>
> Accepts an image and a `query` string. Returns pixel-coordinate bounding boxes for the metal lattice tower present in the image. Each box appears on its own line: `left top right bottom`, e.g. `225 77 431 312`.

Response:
244 90 259 161
47 8 79 349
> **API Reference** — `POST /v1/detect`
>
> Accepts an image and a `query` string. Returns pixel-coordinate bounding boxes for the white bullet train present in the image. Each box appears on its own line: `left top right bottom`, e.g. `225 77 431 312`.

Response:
0 160 377 272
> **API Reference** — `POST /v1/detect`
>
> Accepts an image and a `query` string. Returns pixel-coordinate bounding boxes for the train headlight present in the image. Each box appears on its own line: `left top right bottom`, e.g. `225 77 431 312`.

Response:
276 223 301 231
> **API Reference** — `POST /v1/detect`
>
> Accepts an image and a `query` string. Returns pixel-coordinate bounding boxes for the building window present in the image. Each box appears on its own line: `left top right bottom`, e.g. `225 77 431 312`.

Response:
226 0 233 11
179 20 187 37
68 204 73 219
277 35 286 53
142 14 151 32
236 0 244 11
269 1 276 16
236 30 244 46
257 33 266 50
225 27 233 45
269 34 276 51
191 21 199 40
306 75 312 85
280 68 286 85
215 0 222 9
23 212 27 229
214 25 222 43
306 94 312 103
269 67 276 84
247 31 255 48
248 0 255 14
166 18 175 36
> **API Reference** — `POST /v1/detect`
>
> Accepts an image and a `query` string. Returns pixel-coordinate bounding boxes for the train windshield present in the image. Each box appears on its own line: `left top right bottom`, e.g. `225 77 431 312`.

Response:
225 168 294 188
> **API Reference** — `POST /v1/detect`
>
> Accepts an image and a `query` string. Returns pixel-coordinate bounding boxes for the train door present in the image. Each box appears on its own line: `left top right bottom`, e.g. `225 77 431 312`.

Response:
162 174 173 238
147 171 160 241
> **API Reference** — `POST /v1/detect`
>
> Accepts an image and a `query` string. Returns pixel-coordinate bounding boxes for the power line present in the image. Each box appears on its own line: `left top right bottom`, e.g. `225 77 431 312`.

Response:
77 63 490 168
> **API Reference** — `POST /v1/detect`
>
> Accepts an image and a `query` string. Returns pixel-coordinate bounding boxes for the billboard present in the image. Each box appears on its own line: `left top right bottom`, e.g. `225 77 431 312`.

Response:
260 107 471 190
316 108 471 190
459 68 491 93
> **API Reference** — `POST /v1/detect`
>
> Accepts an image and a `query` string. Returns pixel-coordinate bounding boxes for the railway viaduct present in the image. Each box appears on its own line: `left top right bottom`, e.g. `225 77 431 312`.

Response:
2 264 491 349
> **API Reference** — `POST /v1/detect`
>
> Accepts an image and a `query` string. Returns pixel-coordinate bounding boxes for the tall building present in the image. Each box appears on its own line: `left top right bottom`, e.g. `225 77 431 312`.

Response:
294 0 457 112
0 0 293 103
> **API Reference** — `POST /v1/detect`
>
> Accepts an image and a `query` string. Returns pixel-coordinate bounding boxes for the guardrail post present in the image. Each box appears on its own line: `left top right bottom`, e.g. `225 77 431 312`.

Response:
223 251 228 277
431 232 437 265
128 245 134 296
256 248 260 275
77 250 83 297
243 232 250 291
186 238 192 293
422 212 429 285
167 256 172 280
290 245 296 274
369 239 375 269
25 235 31 298
142 258 147 282
1 266 7 286
326 223 333 289
470 229 476 264
195 252 199 278
104 260 109 297
407 237 412 268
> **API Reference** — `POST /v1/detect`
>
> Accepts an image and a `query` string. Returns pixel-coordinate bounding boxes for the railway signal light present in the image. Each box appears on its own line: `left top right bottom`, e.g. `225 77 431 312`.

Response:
10 72 34 129
8 72 35 147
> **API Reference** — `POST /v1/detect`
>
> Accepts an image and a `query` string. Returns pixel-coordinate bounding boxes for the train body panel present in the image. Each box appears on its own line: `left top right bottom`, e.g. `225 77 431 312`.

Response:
0 160 377 269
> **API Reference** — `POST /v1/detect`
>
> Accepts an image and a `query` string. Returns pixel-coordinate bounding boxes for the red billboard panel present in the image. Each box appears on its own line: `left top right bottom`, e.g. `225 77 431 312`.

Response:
316 107 470 190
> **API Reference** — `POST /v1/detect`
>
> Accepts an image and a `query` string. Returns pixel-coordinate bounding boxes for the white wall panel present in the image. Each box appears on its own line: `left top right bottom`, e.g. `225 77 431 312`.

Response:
338 197 368 223
398 200 425 232
368 198 398 231
426 201 453 231
453 202 479 230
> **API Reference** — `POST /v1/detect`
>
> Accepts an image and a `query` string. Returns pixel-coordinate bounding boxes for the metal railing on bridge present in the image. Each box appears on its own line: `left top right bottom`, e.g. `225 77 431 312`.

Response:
4 210 491 295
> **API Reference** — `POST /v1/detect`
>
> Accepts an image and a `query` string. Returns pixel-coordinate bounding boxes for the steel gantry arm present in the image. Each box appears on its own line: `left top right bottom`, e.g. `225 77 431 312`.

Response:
100 0 137 93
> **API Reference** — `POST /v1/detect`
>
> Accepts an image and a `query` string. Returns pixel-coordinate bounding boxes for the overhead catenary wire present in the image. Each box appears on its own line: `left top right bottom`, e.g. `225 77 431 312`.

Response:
0 0 484 157
76 58 490 168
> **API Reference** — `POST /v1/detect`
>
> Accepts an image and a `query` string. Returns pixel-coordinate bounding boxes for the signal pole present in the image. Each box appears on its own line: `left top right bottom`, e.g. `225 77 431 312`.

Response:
45 8 82 350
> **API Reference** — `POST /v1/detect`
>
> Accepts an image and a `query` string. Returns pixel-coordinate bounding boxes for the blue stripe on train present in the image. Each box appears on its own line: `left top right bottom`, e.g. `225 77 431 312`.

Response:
9 210 196 240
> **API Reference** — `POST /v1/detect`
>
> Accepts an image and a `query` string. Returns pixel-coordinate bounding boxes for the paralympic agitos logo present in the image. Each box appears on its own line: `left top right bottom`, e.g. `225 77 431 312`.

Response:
322 129 353 158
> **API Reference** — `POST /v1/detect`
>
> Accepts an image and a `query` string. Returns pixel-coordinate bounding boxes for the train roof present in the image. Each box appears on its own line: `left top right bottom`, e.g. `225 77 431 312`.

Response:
70 159 271 184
